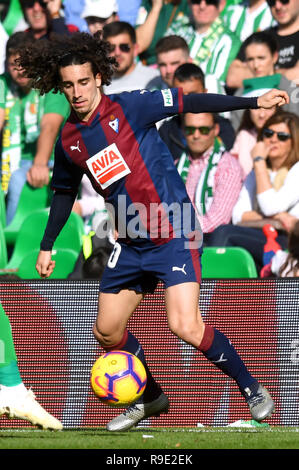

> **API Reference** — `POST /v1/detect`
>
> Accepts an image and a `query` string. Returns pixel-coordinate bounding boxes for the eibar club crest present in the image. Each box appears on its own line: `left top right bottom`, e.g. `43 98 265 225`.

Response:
86 143 131 189
108 115 119 133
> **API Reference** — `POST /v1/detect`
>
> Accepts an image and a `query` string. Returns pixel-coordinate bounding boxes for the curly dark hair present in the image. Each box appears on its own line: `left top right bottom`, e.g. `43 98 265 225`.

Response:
16 31 117 95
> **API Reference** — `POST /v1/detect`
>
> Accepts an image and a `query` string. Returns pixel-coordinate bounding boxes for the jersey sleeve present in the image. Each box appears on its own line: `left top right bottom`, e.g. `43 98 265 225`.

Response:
51 136 83 192
115 88 184 128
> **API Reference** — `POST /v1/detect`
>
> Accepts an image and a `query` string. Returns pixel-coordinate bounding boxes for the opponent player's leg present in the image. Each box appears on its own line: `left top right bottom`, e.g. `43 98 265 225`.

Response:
93 290 169 431
0 303 62 429
165 282 275 421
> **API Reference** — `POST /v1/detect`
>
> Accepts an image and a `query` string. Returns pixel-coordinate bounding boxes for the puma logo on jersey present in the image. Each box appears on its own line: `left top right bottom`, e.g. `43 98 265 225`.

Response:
70 140 81 152
172 264 187 275
86 143 131 189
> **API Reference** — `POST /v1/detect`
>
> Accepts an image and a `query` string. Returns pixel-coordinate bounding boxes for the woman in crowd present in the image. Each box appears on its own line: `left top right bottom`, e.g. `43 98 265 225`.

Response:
231 104 276 177
231 31 298 130
206 111 299 273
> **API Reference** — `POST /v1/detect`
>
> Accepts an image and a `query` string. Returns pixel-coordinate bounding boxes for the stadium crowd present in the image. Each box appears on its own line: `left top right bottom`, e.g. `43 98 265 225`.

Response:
0 0 299 278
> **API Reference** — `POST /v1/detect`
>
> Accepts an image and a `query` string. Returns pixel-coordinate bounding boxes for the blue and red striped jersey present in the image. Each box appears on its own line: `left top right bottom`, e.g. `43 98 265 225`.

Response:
52 88 199 246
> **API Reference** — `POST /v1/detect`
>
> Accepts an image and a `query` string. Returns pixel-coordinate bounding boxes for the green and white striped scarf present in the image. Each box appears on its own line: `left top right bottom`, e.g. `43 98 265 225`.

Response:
177 138 225 215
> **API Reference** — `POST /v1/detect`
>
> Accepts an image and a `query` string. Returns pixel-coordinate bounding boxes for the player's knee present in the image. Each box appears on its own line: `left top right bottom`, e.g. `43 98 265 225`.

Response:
93 322 124 349
169 317 204 344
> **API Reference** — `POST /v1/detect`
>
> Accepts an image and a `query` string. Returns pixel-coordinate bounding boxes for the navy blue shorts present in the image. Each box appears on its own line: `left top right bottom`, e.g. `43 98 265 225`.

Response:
100 237 202 294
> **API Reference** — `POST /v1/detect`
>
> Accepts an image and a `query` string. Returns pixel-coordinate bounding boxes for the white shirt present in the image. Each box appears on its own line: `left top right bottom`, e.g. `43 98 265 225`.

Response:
103 62 160 95
232 161 299 224
0 22 8 75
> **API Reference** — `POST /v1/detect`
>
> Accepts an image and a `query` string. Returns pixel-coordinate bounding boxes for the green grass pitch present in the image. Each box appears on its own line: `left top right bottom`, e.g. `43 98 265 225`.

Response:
0 427 299 449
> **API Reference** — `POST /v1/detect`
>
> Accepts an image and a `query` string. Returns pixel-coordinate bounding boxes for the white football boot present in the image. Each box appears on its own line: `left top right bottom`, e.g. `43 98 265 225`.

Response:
0 385 63 430
106 392 169 432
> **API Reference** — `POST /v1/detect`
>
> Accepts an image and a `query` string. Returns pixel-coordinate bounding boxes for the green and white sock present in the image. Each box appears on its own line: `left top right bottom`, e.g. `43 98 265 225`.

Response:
0 303 23 387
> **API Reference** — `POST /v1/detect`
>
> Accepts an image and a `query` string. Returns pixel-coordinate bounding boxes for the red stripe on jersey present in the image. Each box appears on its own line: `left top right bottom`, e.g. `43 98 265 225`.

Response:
101 96 174 245
189 239 202 284
178 87 184 113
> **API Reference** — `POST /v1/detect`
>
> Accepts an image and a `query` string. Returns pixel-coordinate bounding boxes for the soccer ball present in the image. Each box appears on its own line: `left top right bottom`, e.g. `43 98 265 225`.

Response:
90 351 147 407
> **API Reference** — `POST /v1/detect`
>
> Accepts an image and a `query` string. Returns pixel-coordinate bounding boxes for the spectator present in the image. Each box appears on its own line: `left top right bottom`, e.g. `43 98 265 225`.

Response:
19 0 70 39
176 111 243 240
206 111 299 273
72 174 106 231
267 0 299 81
230 82 277 177
135 0 190 65
262 219 299 277
227 0 299 88
165 0 241 87
229 32 298 130
0 0 28 35
158 63 235 160
81 0 119 35
102 21 160 94
0 32 70 224
0 21 8 75
222 0 276 42
147 35 191 90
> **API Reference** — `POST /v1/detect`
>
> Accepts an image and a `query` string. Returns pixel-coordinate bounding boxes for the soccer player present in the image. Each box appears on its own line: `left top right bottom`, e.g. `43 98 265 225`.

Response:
17 32 288 431
0 301 62 430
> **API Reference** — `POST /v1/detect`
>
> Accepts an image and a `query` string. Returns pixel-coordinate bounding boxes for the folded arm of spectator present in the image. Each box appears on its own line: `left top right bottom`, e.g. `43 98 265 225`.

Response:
257 163 299 216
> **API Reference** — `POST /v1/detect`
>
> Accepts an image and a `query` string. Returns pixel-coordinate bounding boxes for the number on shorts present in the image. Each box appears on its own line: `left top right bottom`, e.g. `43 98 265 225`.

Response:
107 242 121 268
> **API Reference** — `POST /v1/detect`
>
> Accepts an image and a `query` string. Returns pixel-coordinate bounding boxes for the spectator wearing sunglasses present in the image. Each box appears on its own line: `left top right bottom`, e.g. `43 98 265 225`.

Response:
227 0 299 88
266 0 299 81
229 32 298 130
158 62 235 160
135 0 191 66
164 0 241 87
102 21 160 94
81 0 119 35
19 0 71 39
222 0 276 43
230 78 277 177
176 112 243 237
206 111 299 273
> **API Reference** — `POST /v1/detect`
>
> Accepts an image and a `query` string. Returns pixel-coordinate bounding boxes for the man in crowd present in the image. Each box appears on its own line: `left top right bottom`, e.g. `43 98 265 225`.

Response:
20 0 70 39
0 32 70 224
102 21 159 94
159 63 235 159
177 111 243 240
81 0 119 35
165 0 241 87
